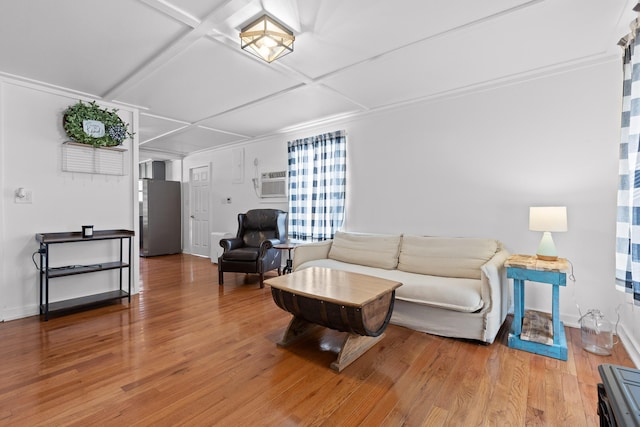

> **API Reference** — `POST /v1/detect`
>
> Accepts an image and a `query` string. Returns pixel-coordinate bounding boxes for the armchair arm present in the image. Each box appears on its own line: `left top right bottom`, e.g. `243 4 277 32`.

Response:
292 240 333 271
259 238 281 258
220 237 243 252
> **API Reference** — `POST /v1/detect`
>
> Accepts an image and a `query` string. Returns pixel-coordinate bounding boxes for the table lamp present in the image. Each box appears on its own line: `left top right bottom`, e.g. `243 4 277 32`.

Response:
529 206 567 261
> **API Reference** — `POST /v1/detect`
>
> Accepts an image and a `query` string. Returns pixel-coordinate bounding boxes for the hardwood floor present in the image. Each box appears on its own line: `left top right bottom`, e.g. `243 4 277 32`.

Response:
0 254 635 426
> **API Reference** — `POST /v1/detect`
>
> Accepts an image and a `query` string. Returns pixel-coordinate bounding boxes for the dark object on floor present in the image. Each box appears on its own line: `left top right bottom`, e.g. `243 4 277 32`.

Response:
597 363 640 427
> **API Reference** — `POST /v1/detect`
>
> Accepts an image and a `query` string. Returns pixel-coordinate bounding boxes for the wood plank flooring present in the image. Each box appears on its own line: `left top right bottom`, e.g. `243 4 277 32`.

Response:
0 254 635 426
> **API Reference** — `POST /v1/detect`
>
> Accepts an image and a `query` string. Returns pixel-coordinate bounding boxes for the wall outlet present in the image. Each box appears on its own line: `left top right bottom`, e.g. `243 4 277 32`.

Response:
15 190 32 204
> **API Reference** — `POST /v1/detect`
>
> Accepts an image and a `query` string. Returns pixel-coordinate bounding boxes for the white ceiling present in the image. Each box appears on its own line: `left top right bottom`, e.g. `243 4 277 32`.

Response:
0 0 634 159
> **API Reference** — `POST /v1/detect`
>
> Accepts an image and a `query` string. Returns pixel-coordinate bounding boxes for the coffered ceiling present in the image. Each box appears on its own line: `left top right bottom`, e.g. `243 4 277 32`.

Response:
0 0 634 159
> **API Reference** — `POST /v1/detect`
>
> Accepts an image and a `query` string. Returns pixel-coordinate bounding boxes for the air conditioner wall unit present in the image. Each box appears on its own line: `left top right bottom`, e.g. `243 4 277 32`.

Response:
261 171 287 198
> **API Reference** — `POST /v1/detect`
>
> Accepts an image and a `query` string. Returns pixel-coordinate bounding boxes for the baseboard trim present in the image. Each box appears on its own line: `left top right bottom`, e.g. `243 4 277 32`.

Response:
3 304 39 322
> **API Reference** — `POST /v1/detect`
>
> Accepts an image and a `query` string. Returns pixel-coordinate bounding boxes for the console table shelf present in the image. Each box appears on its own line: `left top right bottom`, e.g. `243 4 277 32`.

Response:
47 261 130 278
36 229 134 320
35 229 134 243
43 290 130 313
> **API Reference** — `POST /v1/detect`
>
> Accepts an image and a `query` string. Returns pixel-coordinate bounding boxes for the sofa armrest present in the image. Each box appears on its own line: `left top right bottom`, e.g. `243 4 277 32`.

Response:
480 245 510 315
292 240 333 271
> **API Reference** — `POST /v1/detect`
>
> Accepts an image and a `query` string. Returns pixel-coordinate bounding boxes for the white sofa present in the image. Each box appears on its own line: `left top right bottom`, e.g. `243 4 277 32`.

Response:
292 231 510 344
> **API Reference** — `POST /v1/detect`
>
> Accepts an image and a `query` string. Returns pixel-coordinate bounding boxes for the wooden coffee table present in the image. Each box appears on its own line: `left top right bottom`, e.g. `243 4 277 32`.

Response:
265 267 402 372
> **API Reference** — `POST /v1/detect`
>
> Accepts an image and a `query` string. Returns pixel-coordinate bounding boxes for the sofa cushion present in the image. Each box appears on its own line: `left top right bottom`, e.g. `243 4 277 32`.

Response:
398 236 498 280
297 258 483 313
328 231 401 269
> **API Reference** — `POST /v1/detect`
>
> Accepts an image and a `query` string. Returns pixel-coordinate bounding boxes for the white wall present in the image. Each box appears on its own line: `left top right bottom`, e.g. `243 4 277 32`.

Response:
182 143 288 254
182 58 640 364
0 78 138 321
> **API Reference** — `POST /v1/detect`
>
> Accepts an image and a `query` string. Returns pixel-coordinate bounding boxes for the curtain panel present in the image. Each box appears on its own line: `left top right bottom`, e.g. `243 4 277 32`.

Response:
616 27 640 306
287 130 346 241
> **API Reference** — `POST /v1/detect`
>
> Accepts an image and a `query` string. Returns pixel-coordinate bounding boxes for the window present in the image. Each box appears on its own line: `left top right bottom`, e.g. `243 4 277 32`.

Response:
287 130 346 241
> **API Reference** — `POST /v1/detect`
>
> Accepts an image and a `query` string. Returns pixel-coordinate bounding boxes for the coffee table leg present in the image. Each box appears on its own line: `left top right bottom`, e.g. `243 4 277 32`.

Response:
277 316 318 347
330 332 385 373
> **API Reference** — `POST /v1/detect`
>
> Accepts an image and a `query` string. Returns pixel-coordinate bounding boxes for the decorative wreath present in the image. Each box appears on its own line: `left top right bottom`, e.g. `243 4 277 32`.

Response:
63 100 133 147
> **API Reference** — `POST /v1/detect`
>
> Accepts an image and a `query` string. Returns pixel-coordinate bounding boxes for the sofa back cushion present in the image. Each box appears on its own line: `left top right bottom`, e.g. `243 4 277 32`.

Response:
398 235 499 279
328 231 401 269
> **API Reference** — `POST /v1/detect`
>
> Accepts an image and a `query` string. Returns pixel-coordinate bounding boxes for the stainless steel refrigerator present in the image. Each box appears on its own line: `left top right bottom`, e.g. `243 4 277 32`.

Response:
140 179 181 256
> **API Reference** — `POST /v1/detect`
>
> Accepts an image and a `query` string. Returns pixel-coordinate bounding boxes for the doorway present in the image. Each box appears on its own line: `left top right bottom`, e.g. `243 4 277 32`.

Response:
189 165 210 257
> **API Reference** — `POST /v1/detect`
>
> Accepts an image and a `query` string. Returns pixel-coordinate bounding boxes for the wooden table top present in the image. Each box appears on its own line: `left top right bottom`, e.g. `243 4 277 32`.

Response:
265 267 402 307
504 254 569 272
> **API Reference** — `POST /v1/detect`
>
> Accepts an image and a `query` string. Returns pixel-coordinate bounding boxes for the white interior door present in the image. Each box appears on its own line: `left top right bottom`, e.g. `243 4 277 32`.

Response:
189 165 210 257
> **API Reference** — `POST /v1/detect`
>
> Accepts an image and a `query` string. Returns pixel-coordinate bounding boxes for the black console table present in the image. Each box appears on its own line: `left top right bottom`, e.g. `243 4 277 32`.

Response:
36 229 134 320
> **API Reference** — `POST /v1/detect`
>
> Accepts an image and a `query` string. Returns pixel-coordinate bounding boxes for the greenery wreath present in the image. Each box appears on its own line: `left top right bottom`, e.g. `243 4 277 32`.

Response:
63 100 133 147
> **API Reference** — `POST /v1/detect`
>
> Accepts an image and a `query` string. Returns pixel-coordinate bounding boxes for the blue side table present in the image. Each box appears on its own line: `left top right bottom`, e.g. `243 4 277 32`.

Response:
505 254 569 361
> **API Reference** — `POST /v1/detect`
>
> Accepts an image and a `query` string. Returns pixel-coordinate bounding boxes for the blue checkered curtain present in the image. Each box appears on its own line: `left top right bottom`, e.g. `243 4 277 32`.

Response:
287 130 346 241
616 27 640 306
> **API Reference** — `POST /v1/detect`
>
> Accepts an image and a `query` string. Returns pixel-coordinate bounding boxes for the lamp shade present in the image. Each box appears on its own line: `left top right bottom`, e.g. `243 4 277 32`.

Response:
529 207 568 232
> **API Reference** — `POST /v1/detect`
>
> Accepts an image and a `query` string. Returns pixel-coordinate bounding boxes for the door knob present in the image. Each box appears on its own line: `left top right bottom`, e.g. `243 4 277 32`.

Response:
190 215 195 218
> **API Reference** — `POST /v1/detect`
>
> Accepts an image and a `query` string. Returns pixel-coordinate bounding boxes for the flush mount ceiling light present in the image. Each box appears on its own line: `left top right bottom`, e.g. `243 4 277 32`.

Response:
240 14 294 63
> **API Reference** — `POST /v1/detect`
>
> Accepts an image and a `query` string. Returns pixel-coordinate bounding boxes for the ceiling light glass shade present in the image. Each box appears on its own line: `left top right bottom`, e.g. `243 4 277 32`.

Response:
529 206 568 261
240 15 294 63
